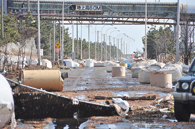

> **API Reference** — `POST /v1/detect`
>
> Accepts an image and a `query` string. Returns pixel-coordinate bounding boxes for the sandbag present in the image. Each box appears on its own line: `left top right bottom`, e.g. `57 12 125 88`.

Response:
41 59 52 69
138 68 156 84
160 67 182 83
147 59 157 64
131 66 145 78
106 62 120 72
149 62 165 70
104 61 112 67
0 74 15 128
86 59 94 67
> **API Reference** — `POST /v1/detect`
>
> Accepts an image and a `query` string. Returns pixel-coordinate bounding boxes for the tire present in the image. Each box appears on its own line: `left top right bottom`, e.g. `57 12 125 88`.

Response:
174 101 191 122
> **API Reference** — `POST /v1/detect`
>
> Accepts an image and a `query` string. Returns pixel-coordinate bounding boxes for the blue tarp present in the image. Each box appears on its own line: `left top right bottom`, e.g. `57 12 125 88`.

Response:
125 62 131 67
63 61 66 66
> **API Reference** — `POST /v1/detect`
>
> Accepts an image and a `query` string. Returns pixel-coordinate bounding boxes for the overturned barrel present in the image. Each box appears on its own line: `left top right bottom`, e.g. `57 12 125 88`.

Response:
21 70 63 91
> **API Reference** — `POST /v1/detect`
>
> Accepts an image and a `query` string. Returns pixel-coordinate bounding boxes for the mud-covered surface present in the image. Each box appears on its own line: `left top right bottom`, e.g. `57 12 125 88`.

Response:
3 66 195 128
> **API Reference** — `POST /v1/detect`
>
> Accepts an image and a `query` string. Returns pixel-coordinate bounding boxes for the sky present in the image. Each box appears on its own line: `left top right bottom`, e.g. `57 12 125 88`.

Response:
65 0 195 55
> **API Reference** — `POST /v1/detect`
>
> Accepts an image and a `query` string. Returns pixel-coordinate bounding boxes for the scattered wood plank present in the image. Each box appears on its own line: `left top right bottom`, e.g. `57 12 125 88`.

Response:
95 95 156 100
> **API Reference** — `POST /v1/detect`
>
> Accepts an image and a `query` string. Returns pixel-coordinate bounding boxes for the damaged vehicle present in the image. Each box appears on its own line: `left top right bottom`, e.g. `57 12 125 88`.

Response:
173 59 195 122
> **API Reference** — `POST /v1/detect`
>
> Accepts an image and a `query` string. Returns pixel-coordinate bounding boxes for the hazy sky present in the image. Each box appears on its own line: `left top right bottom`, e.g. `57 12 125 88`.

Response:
66 0 195 54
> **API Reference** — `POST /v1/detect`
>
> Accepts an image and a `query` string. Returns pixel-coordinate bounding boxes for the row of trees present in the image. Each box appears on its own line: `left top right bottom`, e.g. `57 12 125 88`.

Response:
142 23 195 65
0 11 121 61
142 25 175 61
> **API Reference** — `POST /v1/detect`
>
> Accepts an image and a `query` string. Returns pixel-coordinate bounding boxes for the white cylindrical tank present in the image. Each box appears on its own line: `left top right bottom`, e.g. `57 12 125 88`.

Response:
0 74 15 128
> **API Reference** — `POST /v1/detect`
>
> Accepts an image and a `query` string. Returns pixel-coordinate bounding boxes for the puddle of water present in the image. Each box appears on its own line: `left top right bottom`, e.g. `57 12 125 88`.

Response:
74 94 88 101
73 86 88 90
112 91 169 98
43 118 88 129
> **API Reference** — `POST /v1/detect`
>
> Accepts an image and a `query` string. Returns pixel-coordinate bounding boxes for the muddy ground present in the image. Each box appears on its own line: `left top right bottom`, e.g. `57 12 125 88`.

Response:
3 66 195 128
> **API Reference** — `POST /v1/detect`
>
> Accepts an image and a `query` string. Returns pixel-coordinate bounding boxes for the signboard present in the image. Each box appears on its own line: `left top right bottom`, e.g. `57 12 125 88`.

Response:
55 48 60 53
55 42 61 48
76 5 102 11
40 49 43 56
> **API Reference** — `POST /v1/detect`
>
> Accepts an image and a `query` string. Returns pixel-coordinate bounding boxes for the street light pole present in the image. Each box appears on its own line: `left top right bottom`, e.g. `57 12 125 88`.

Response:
61 1 64 64
109 30 119 60
37 0 41 66
95 25 97 60
72 22 75 60
1 0 4 39
49 32 51 61
53 21 55 62
97 31 99 60
88 25 90 59
105 27 117 60
176 0 180 62
116 33 125 61
101 25 106 61
145 0 147 60
81 25 82 60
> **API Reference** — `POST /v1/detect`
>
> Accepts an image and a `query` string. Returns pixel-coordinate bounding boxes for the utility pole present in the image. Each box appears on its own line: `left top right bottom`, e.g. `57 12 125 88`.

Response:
121 38 122 60
72 22 75 60
1 0 4 39
59 21 61 63
117 39 119 61
61 1 64 64
176 0 180 62
49 33 51 61
37 0 41 66
109 36 111 60
53 21 55 62
97 31 99 60
77 22 79 59
88 25 90 59
145 0 147 60
81 25 82 60
95 26 97 60
27 0 30 11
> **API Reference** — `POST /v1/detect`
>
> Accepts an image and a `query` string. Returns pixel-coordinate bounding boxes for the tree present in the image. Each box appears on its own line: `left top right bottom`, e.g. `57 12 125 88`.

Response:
142 26 175 60
180 14 195 65
3 12 21 43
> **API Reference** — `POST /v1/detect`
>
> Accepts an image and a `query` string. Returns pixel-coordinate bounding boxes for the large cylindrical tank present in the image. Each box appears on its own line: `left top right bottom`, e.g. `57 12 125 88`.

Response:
21 70 63 91
0 74 14 128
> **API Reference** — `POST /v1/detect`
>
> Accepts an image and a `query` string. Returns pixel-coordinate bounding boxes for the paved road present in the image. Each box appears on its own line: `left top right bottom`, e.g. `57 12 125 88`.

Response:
62 67 141 91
